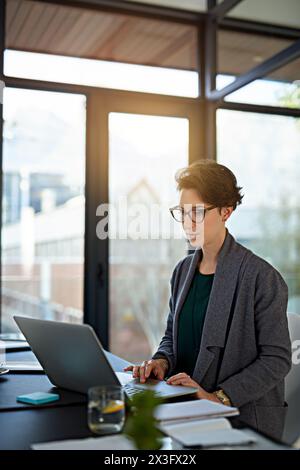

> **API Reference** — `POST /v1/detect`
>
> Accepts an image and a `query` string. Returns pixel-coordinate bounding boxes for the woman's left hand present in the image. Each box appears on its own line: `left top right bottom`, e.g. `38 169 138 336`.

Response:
166 372 221 403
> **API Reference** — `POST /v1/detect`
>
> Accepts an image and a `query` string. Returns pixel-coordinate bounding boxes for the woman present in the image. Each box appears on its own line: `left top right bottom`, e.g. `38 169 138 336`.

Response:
124 159 292 440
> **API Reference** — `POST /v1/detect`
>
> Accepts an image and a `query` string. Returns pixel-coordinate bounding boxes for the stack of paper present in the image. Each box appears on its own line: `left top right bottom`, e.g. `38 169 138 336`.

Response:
159 417 256 448
154 398 239 425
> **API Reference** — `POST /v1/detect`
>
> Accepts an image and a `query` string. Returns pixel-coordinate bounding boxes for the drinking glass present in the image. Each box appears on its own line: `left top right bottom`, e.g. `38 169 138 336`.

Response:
87 385 125 435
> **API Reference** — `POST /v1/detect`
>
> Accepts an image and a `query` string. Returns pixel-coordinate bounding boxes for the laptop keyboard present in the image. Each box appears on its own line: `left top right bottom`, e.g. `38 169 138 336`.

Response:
124 384 162 399
124 384 144 397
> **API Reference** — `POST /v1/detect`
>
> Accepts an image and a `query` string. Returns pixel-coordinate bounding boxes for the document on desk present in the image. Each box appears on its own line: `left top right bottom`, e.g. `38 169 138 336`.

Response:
5 361 43 372
154 398 239 424
159 418 256 448
32 434 136 450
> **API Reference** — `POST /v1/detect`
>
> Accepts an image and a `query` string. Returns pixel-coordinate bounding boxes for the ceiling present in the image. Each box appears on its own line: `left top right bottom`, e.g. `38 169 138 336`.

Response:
6 0 199 70
218 30 299 82
6 0 300 82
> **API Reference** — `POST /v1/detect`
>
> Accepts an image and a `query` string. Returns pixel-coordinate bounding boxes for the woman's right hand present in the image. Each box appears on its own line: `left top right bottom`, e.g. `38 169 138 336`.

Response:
123 358 169 383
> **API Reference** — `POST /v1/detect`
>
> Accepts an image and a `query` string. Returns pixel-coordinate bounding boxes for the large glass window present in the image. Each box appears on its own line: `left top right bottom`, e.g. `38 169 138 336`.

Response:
108 113 188 362
217 109 300 313
1 88 86 332
4 51 198 98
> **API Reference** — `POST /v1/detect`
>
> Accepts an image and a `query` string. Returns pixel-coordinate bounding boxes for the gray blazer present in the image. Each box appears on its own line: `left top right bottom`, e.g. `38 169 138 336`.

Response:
152 228 292 441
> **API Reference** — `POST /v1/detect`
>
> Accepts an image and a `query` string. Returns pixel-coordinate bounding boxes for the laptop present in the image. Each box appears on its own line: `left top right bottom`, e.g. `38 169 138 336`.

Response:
14 316 199 400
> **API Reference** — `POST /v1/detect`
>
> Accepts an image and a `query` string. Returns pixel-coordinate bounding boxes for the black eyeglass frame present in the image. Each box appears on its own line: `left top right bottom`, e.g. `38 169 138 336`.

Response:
169 204 217 223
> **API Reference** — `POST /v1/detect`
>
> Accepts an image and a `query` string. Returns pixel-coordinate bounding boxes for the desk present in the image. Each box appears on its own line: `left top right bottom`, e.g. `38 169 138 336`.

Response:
0 350 292 450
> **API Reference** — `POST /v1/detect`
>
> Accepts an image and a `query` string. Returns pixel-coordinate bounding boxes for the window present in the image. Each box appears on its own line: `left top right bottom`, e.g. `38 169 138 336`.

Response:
217 109 300 313
1 88 86 332
4 51 199 98
217 71 300 109
108 112 189 362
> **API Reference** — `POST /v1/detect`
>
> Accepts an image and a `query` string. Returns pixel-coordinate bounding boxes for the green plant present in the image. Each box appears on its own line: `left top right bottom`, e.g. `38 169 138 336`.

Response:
123 390 164 450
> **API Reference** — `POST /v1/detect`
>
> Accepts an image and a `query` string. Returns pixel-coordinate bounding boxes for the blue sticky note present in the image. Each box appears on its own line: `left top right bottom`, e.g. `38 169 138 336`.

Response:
17 392 60 405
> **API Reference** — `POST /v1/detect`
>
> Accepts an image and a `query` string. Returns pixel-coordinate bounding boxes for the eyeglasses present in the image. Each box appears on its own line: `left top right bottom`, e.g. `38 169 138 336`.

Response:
169 204 216 223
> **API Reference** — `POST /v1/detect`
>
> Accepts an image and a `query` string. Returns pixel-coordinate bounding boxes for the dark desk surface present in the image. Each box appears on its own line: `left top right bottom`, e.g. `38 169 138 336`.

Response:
0 405 93 450
0 350 292 450
0 351 86 411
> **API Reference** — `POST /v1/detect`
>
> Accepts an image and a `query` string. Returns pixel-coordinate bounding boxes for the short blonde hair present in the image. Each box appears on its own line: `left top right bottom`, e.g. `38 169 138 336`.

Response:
175 159 243 211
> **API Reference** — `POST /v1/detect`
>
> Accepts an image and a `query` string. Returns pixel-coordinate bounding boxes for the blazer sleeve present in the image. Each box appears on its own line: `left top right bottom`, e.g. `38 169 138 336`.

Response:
151 259 183 373
217 265 292 408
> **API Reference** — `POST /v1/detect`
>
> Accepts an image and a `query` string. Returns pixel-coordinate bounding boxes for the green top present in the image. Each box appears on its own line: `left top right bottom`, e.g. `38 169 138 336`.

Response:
175 268 214 376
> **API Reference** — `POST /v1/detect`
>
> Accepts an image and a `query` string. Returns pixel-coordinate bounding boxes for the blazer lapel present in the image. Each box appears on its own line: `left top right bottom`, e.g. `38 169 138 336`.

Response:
194 229 248 382
173 228 248 382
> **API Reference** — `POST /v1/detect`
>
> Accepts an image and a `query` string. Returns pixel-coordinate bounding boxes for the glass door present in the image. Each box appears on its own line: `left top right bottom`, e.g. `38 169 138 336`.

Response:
90 90 202 362
1 87 86 333
108 112 189 362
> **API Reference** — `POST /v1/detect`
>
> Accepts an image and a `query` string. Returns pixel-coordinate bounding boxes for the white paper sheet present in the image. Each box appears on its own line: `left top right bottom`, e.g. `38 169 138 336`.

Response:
5 361 43 371
154 398 239 423
2 341 29 350
159 417 231 434
32 434 136 450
